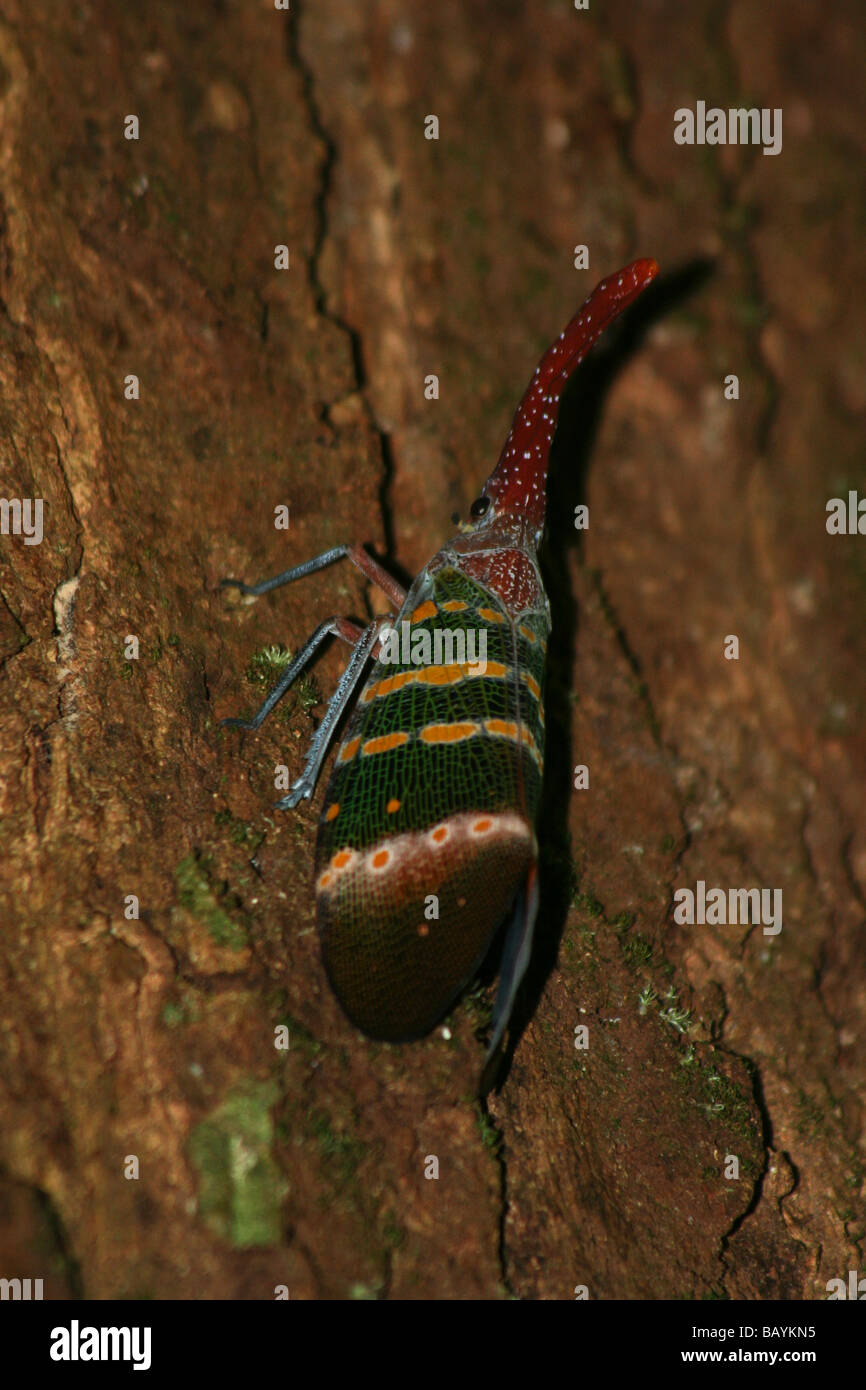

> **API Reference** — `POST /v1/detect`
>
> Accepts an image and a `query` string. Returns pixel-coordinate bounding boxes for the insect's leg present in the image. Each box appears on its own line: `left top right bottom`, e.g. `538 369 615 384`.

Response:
480 861 539 1094
275 615 390 810
345 545 407 608
222 543 407 608
222 616 364 733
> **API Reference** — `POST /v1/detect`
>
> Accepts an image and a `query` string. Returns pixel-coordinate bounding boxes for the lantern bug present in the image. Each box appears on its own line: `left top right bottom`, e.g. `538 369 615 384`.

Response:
221 258 659 1078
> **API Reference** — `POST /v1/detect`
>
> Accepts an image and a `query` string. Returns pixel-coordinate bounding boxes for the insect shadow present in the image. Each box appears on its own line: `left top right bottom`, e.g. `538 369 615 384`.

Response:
487 258 714 1090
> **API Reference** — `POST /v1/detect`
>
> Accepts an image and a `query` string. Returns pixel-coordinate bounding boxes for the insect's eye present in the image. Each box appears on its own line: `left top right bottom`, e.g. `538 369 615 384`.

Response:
470 496 490 519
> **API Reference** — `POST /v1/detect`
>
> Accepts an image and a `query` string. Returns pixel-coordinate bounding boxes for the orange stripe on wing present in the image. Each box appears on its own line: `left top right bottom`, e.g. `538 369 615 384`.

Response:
361 661 508 703
419 721 480 744
360 669 415 703
362 731 410 756
416 663 466 687
416 660 506 685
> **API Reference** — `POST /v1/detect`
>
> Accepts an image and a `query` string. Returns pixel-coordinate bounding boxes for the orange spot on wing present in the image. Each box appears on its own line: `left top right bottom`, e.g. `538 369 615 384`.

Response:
317 871 334 891
519 624 537 643
419 721 479 743
332 850 353 869
441 599 468 612
523 672 541 699
338 736 361 763
371 849 390 869
410 600 438 623
363 732 409 755
324 803 340 822
431 825 449 844
386 798 401 814
472 818 493 834
479 607 505 623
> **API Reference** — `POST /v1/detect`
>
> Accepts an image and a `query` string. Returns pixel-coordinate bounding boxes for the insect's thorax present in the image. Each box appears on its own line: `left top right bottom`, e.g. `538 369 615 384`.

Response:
316 550 550 862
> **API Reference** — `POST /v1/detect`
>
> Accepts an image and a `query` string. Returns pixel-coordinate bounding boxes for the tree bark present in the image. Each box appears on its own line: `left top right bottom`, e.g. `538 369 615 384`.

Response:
0 0 862 1299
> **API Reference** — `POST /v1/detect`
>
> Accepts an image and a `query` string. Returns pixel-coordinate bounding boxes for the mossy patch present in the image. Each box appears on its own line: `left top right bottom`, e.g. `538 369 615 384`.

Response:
174 853 248 950
243 644 320 722
188 1081 288 1248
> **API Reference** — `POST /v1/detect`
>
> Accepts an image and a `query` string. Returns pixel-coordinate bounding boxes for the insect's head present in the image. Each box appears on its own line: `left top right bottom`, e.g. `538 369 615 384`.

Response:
452 493 493 533
451 484 544 555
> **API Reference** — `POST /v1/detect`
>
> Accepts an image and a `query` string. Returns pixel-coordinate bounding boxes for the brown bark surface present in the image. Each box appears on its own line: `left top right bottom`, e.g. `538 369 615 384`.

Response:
0 0 863 1299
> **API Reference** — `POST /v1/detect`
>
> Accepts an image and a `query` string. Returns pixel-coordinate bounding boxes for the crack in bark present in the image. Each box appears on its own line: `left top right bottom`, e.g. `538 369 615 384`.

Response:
717 1051 774 1243
840 831 866 916
282 5 338 333
700 5 839 1294
596 8 787 1291
34 1183 85 1298
283 12 516 1287
478 1095 515 1299
283 2 399 567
